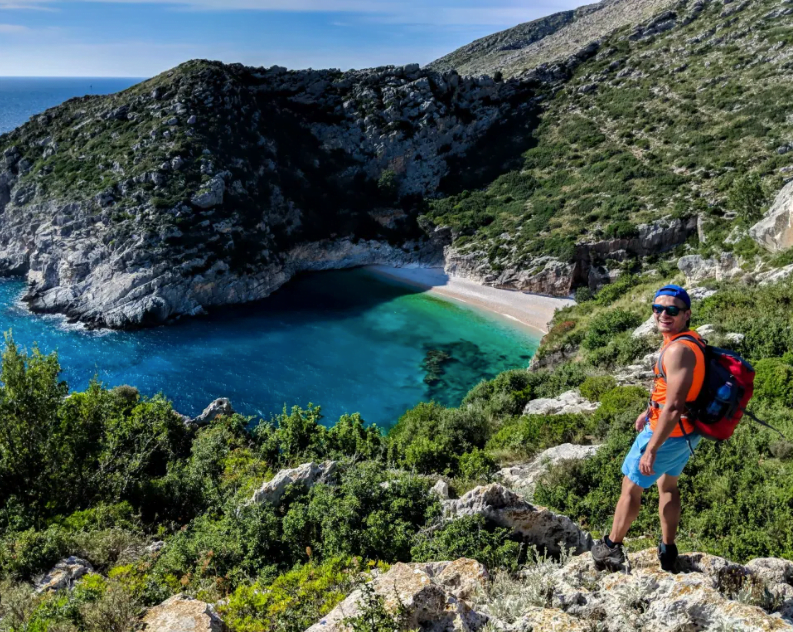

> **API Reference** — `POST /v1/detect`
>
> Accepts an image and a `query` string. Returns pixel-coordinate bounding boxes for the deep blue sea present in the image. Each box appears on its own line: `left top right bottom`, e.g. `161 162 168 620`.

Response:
0 77 142 134
0 78 540 430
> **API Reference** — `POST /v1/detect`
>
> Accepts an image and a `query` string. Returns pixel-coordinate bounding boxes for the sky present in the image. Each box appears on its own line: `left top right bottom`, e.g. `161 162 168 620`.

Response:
0 0 596 77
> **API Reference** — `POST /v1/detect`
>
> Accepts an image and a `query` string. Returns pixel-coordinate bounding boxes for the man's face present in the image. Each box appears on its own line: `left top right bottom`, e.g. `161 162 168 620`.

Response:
653 295 690 335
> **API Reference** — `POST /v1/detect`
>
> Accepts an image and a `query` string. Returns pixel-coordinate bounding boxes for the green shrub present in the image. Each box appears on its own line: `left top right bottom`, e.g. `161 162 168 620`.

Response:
486 414 594 460
411 515 521 571
458 449 497 482
579 376 618 402
753 358 793 407
388 403 488 475
220 557 371 632
591 386 648 437
582 309 643 350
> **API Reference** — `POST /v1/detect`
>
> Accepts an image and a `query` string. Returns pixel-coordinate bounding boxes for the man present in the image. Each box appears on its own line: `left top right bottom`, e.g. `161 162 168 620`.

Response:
591 284 705 573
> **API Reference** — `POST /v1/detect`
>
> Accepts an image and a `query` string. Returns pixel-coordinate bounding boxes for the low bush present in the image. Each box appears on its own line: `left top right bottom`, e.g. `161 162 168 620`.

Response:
583 309 643 351
220 557 373 632
410 515 522 571
579 376 618 402
486 413 595 460
753 358 793 407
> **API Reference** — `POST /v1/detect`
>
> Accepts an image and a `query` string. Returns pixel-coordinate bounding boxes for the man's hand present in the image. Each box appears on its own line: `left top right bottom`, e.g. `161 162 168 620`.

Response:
639 447 657 476
635 410 648 432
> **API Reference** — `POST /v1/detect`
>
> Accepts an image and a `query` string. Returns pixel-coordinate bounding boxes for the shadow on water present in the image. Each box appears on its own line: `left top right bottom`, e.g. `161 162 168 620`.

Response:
195 267 427 328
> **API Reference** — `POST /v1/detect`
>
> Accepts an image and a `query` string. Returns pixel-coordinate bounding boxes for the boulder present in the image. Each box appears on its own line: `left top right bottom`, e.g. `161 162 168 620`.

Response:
678 253 743 284
696 323 716 338
725 332 745 345
191 175 225 209
431 479 450 499
141 594 225 631
191 397 234 425
750 180 793 252
688 286 718 301
498 443 601 494
35 556 93 592
745 557 793 586
306 558 489 632
442 484 592 555
523 390 600 416
632 315 657 338
251 460 337 505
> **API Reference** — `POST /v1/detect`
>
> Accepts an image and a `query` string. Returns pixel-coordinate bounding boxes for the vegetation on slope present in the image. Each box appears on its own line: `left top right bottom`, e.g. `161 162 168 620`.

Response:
425 0 793 274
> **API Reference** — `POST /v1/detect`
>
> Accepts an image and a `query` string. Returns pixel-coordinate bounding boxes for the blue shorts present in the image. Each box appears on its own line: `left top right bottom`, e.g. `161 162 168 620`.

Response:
621 428 701 488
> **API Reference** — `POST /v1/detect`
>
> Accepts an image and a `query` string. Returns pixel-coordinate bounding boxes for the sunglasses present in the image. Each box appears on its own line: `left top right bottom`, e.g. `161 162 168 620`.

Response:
652 304 684 317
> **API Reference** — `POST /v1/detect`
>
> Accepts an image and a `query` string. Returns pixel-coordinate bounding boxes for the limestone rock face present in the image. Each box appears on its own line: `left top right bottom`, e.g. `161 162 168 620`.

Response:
35 556 93 592
751 180 793 252
442 484 592 555
141 594 225 632
445 217 696 298
251 461 337 505
544 549 793 631
678 252 743 284
499 443 601 494
190 397 235 426
306 558 490 632
523 389 600 416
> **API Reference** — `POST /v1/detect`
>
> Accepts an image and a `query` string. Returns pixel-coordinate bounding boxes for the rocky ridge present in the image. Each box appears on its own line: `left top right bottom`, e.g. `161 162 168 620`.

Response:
0 61 538 328
428 0 681 78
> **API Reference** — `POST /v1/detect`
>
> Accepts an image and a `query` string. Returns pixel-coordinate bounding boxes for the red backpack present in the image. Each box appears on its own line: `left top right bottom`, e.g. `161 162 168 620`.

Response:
656 334 783 446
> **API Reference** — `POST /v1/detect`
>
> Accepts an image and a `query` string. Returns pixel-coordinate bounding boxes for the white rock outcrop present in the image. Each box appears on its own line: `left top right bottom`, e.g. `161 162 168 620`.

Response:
523 390 600 416
542 549 793 631
306 558 489 632
499 443 602 494
251 461 337 505
678 252 743 284
35 556 93 593
190 397 235 426
141 594 225 631
431 479 450 499
442 484 592 555
750 180 793 252
632 315 657 338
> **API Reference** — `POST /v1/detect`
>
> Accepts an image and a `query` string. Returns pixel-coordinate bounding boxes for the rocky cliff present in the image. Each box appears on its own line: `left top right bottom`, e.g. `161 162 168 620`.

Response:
0 61 536 328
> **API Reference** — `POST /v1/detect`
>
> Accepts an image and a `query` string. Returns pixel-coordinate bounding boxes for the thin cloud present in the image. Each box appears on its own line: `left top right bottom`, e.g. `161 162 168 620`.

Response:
0 22 29 30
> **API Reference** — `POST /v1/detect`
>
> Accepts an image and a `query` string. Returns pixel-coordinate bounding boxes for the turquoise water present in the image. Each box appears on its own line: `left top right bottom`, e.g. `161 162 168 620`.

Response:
0 77 142 134
0 269 539 429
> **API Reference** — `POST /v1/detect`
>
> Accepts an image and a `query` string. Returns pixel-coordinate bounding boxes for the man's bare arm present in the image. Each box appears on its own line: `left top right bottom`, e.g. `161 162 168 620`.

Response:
647 344 696 452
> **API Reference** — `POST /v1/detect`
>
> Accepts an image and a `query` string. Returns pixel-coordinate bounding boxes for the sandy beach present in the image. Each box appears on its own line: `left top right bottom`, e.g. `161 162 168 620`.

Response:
366 266 575 335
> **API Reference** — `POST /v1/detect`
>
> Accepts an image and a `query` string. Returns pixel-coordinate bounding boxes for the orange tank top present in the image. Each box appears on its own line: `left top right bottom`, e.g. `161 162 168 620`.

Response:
649 330 706 437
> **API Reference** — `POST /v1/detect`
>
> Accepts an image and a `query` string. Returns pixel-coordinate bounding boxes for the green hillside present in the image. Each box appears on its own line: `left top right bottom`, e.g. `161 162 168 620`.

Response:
425 0 793 280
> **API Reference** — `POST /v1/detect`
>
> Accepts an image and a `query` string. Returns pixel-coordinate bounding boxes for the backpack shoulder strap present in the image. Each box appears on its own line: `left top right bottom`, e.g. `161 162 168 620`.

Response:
656 334 706 381
743 409 786 438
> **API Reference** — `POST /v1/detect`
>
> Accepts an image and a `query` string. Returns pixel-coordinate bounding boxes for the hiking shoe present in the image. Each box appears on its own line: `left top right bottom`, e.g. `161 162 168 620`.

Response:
658 542 679 573
592 538 627 572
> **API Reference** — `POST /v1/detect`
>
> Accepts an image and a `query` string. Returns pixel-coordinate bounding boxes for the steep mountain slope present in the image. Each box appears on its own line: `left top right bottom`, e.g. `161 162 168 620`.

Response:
424 0 793 295
427 0 680 78
0 62 538 328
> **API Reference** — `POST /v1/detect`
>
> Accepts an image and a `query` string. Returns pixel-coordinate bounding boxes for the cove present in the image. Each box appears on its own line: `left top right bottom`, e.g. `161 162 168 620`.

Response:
0 268 539 430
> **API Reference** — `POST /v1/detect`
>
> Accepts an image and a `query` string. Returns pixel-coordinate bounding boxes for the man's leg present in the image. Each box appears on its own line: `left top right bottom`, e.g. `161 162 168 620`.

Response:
657 474 681 545
609 476 644 543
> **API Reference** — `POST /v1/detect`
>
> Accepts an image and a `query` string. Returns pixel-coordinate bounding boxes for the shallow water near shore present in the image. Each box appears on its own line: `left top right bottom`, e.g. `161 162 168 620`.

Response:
0 268 539 429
